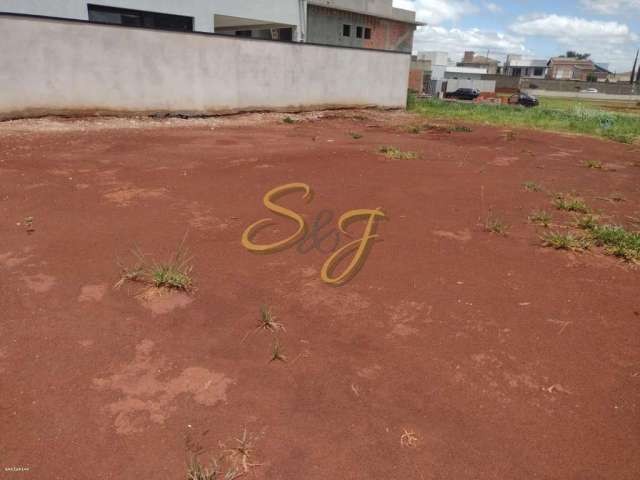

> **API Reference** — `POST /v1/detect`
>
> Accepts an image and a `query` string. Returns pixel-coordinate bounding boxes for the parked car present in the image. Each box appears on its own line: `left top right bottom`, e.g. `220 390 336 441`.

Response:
509 92 539 107
581 88 598 93
446 88 480 101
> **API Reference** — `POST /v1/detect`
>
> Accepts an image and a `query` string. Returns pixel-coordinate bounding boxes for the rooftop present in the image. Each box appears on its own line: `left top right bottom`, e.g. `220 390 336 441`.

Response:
308 0 424 25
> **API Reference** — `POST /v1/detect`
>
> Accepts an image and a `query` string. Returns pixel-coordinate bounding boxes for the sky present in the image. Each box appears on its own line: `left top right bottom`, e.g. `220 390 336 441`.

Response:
393 0 640 72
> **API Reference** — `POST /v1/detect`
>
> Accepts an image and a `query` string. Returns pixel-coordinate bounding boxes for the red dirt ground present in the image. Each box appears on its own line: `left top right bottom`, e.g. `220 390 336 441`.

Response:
1 110 639 480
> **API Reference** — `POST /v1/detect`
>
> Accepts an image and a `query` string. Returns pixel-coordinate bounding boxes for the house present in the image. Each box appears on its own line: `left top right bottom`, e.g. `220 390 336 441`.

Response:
503 55 548 78
607 71 633 83
0 0 304 40
1 0 421 51
417 51 495 95
546 57 609 81
457 51 500 75
304 0 422 53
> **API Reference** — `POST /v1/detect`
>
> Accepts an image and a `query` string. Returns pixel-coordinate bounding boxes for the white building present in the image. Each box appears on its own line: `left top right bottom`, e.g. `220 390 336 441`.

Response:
504 55 548 79
0 0 304 40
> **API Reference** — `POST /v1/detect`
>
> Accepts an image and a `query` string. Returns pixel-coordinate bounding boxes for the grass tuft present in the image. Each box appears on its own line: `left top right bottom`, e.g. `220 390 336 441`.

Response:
282 116 296 124
584 159 603 169
529 210 552 227
378 146 417 160
553 194 590 213
115 237 193 292
484 216 509 236
270 338 287 363
523 181 542 192
589 224 640 262
349 132 363 139
541 232 590 251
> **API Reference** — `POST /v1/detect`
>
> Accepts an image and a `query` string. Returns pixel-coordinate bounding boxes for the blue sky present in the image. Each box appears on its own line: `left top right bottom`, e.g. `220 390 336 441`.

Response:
393 0 640 72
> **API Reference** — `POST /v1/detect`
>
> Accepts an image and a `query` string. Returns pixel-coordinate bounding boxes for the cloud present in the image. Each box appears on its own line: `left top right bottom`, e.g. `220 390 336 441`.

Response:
580 0 640 15
484 2 502 13
510 14 639 71
413 26 528 62
393 0 478 25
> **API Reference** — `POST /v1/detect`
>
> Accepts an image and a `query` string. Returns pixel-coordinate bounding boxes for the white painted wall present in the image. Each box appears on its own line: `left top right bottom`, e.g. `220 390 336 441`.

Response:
0 0 301 33
445 79 495 93
0 15 410 118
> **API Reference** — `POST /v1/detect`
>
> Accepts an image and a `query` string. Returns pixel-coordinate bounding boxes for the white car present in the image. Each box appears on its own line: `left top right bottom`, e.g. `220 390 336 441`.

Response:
581 88 598 93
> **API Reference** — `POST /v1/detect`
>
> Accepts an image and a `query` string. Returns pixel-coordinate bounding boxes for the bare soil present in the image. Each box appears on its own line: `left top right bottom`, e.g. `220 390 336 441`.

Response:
1 110 639 480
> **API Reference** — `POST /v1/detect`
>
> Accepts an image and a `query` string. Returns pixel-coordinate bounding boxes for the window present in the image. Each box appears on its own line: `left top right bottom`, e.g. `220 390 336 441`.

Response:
364 27 371 39
356 26 363 38
342 24 351 37
534 67 544 76
235 30 252 37
88 4 193 32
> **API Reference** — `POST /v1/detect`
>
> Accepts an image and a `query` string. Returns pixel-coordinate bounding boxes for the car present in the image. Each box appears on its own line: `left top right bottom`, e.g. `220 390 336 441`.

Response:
509 92 539 107
446 88 480 101
581 88 598 93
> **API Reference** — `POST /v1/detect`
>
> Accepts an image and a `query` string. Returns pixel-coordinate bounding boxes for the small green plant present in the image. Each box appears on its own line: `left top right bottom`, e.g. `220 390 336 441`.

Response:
452 125 472 132
541 232 590 251
187 429 259 480
553 194 590 213
584 159 603 169
349 132 363 139
589 224 640 262
406 125 422 134
484 216 509 236
529 210 552 227
270 338 287 363
241 306 285 343
115 237 193 292
523 181 542 192
378 146 417 160
504 131 516 141
282 116 296 124
576 214 598 230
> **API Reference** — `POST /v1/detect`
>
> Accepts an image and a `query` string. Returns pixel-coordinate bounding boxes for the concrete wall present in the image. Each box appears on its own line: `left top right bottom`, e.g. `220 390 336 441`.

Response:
522 90 640 102
521 78 633 95
0 15 410 119
0 0 301 33
306 4 414 52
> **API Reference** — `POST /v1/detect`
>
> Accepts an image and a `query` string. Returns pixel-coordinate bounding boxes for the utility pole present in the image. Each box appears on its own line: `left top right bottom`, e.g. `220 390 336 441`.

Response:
631 49 639 85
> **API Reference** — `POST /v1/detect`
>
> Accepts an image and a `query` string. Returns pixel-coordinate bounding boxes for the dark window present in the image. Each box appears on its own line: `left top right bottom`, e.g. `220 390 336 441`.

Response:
88 4 193 31
364 27 371 39
342 24 351 37
235 30 252 37
356 26 363 38
534 67 544 76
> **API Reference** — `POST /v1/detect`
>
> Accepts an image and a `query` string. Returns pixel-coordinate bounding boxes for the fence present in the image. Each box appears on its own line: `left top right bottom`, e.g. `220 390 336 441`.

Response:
0 13 411 119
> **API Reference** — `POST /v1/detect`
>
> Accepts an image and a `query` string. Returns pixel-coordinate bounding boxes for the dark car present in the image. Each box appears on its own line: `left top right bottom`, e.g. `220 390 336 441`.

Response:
446 88 480 101
510 92 539 107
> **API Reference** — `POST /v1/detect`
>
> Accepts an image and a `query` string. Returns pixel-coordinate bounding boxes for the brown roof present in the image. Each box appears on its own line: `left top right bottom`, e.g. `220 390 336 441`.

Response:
461 55 499 65
548 57 594 66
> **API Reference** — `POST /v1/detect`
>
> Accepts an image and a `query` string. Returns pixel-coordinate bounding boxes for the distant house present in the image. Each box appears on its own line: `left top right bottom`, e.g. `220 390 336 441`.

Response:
607 71 633 83
503 55 547 78
546 57 609 81
457 51 500 74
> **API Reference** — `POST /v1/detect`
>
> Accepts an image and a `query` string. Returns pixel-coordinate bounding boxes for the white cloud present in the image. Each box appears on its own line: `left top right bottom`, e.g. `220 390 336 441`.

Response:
580 0 640 15
484 2 502 13
510 14 639 71
394 0 478 25
413 26 528 62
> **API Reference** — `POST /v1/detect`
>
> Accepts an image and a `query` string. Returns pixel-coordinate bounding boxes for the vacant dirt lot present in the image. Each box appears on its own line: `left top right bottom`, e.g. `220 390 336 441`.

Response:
1 110 639 479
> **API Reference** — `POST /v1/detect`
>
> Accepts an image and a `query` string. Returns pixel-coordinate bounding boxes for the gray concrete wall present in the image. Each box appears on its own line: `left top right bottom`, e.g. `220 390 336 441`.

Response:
0 15 410 119
521 78 633 95
522 90 640 102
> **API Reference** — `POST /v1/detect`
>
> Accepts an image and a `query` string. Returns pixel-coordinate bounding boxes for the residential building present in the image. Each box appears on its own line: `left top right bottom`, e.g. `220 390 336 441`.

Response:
304 0 422 53
546 57 609 81
417 51 495 95
503 55 548 78
457 51 500 75
0 0 304 40
607 71 633 83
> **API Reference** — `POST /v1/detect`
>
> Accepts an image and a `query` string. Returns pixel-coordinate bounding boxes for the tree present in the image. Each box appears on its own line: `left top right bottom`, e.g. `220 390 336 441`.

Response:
562 50 590 60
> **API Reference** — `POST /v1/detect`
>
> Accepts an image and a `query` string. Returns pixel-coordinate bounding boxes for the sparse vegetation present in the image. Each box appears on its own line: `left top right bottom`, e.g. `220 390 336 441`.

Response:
24 216 35 234
576 214 599 230
523 181 542 192
584 159 603 169
553 194 590 213
588 224 640 262
270 338 287 363
410 98 640 143
484 216 509 236
452 125 472 133
187 429 260 480
282 116 296 124
115 238 193 292
541 232 590 251
349 132 363 139
378 146 417 160
529 210 552 227
406 125 422 134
